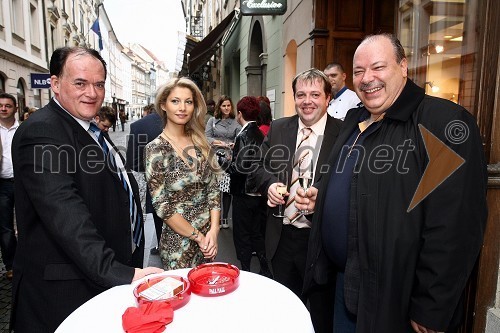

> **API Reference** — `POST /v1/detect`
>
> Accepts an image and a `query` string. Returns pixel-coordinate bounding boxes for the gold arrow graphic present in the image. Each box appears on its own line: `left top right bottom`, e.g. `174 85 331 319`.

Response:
407 124 465 212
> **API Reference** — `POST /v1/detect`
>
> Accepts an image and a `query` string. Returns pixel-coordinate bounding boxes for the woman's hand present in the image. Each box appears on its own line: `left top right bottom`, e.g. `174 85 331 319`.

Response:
196 229 218 260
212 140 226 147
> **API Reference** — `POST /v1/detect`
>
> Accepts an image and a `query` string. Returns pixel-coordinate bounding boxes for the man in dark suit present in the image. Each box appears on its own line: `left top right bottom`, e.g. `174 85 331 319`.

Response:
252 68 342 333
11 47 162 332
126 105 163 253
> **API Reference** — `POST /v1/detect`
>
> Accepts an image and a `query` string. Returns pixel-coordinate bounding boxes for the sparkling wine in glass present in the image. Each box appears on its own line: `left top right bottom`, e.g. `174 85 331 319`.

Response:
273 172 288 218
298 168 313 214
276 184 288 196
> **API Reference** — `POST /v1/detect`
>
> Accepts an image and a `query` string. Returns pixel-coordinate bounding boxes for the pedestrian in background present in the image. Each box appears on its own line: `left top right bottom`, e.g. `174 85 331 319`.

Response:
94 105 117 132
324 62 360 120
126 102 163 257
142 104 155 118
119 109 127 131
0 92 19 281
11 46 162 332
298 33 487 333
222 96 272 277
205 98 215 125
257 99 272 136
145 77 221 270
205 95 241 229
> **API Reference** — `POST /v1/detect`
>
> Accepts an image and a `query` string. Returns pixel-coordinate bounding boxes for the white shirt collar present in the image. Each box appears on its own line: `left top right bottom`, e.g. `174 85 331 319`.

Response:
53 97 92 131
237 120 255 136
297 111 328 136
0 120 19 131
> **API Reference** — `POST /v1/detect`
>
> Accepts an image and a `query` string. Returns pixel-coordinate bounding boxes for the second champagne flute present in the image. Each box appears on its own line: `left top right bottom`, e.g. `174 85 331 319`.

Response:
298 161 314 214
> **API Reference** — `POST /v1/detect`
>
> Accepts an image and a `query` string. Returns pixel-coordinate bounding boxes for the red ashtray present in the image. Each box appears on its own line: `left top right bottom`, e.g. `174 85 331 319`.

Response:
133 275 191 310
188 262 240 296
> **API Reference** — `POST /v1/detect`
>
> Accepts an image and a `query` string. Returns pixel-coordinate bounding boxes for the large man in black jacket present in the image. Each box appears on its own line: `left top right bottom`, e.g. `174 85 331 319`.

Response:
298 33 487 333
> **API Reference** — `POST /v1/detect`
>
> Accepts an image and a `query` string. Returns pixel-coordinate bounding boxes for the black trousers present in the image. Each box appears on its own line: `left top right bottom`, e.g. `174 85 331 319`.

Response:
0 178 17 270
231 194 266 263
221 192 231 220
272 224 334 333
152 211 163 244
272 225 309 300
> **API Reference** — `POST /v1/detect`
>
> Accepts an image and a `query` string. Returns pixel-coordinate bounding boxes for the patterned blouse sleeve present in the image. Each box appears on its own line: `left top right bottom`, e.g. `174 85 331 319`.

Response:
144 141 178 221
206 158 221 211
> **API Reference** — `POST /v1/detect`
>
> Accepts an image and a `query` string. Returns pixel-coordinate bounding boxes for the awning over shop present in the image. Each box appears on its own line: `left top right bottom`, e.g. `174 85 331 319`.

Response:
188 10 238 73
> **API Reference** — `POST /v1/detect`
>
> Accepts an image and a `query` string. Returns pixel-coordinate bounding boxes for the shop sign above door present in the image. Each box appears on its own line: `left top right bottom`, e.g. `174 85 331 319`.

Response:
241 0 287 16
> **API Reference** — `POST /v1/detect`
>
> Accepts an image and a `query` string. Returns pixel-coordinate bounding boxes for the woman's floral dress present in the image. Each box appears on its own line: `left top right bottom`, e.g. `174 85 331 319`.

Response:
145 136 220 270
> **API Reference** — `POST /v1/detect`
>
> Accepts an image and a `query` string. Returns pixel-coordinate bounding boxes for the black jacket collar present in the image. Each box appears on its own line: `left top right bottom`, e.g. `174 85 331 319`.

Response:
384 79 425 122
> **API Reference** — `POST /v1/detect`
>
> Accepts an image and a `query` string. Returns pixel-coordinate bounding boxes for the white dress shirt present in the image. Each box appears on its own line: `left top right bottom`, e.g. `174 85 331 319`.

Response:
327 87 361 120
0 120 19 179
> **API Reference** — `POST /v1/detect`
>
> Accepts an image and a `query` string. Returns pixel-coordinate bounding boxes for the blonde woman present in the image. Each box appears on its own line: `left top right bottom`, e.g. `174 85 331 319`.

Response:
145 77 221 270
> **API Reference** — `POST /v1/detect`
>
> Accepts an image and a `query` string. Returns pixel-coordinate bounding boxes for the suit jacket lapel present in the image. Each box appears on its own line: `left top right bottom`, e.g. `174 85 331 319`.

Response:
317 108 362 197
315 116 342 183
283 116 299 183
104 132 142 210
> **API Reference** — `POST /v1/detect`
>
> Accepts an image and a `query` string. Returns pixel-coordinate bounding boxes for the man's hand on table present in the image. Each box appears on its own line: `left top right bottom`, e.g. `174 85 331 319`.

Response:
132 267 164 282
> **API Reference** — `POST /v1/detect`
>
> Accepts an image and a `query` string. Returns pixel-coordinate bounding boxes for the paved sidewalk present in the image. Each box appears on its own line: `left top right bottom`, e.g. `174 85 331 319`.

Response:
0 258 11 332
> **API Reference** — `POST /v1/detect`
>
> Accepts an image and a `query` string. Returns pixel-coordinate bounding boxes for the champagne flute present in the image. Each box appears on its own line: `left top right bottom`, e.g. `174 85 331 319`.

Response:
298 162 314 215
273 171 288 218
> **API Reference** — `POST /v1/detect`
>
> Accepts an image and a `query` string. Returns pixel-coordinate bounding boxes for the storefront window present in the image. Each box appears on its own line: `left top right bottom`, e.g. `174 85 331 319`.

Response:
33 89 42 108
398 0 477 112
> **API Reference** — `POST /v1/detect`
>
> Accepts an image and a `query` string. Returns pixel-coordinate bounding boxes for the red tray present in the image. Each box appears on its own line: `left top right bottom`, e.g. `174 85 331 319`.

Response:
187 262 240 296
133 275 191 310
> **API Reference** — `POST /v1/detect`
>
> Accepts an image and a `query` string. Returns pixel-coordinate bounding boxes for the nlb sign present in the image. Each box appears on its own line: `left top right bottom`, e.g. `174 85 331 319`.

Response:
241 0 287 16
31 73 51 89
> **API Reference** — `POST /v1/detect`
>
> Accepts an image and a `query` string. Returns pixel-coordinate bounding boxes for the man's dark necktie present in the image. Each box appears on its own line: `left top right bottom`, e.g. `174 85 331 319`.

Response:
89 123 142 250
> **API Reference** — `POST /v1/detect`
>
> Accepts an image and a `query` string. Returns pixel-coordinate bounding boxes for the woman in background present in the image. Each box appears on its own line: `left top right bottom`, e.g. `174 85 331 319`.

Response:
257 100 272 136
205 95 241 229
145 77 221 269
225 96 272 277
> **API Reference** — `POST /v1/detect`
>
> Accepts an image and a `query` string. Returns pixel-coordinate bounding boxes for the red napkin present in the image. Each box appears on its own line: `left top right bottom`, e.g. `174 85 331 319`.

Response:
122 301 174 333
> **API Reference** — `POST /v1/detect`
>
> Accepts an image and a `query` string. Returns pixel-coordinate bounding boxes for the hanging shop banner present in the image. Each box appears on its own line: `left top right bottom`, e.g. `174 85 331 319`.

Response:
30 73 51 89
241 0 287 16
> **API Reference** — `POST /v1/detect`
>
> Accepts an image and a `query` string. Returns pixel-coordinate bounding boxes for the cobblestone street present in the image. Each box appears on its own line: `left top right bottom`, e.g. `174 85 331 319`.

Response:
0 259 10 332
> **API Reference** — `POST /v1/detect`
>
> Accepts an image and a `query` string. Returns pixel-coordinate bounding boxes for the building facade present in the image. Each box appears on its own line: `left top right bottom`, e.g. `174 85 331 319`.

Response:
0 0 171 120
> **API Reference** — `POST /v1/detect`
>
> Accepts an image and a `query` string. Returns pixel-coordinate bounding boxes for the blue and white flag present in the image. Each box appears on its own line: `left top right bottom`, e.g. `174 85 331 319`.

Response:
91 19 103 50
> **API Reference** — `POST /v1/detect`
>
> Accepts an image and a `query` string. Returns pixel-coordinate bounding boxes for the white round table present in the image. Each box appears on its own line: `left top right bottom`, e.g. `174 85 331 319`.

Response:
56 268 315 333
